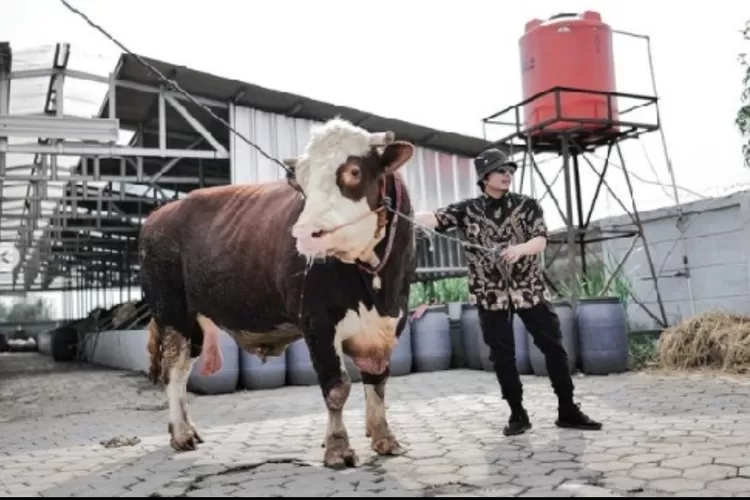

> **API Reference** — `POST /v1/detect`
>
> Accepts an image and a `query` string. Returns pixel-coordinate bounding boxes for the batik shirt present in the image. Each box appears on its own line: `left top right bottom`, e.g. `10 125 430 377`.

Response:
433 192 551 311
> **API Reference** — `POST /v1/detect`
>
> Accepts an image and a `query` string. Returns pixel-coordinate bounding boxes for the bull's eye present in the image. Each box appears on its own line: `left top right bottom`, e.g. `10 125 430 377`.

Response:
340 163 362 187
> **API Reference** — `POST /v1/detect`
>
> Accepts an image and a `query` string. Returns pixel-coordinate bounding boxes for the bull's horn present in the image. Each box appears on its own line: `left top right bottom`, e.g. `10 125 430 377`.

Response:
369 131 395 147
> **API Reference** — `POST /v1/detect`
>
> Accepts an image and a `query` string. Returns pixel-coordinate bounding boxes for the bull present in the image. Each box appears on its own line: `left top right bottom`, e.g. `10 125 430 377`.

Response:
140 117 416 469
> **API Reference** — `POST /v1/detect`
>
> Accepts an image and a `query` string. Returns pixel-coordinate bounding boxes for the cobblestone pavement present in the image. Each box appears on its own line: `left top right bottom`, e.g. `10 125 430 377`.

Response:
2 352 750 497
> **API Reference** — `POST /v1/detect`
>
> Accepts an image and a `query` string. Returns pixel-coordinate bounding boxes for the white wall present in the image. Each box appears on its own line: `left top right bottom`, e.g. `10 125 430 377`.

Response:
600 190 750 329
228 105 480 211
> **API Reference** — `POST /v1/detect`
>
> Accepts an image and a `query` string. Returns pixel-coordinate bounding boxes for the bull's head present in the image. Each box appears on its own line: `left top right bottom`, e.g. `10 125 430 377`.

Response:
285 118 414 263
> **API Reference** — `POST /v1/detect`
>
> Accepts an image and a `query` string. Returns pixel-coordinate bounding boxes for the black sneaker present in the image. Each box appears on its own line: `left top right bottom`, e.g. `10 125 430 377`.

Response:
556 403 603 431
503 409 532 436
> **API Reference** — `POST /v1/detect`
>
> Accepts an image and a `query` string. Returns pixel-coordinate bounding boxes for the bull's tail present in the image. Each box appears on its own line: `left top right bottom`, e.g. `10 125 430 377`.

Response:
147 318 164 385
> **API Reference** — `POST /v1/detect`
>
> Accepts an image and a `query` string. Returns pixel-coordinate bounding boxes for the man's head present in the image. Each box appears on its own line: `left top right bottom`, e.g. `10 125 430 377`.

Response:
284 118 414 262
474 148 518 194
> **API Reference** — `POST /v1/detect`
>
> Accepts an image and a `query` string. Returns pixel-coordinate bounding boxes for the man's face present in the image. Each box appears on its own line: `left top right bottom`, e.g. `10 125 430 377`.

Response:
485 167 514 191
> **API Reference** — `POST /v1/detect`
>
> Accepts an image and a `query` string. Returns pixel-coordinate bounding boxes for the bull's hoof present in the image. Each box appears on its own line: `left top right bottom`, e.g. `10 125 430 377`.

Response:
168 423 201 452
371 435 405 456
190 425 205 444
323 436 359 470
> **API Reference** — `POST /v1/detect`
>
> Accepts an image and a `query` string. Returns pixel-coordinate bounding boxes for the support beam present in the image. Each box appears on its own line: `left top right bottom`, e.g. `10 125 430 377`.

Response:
0 142 228 159
162 92 229 157
0 115 120 142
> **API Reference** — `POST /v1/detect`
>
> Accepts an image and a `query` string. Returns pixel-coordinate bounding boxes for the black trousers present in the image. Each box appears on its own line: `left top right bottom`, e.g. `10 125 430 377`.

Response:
478 300 575 411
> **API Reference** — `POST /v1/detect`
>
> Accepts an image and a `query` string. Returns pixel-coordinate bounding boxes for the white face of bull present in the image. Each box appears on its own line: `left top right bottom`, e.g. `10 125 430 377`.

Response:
286 118 414 263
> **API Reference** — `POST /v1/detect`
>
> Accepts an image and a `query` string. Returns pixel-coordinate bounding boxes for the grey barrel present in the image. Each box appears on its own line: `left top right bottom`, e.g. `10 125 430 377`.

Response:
389 319 413 377
460 304 482 370
411 305 452 372
286 338 318 386
577 296 629 375
240 349 287 390
528 300 577 376
187 330 240 395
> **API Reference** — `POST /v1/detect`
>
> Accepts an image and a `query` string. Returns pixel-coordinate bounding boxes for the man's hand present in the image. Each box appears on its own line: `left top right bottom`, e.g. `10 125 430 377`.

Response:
499 244 524 265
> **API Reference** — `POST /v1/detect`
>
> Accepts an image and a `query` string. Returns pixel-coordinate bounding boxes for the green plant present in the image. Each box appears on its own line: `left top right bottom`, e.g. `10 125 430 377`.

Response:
433 277 469 303
408 276 470 309
628 334 659 371
554 254 633 305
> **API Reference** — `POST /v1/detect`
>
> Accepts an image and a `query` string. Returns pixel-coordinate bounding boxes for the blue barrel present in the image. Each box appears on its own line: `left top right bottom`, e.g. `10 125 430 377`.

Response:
188 330 240 395
460 305 482 370
410 305 452 372
389 319 413 377
577 296 629 375
286 338 318 386
528 300 577 376
240 349 287 390
512 315 533 375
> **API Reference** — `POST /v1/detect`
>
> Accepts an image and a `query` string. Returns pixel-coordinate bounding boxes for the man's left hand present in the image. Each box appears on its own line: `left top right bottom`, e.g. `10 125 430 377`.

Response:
499 244 525 265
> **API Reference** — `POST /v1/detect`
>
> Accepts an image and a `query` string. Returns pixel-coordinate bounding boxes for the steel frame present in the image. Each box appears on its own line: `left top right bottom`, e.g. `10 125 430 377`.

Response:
481 86 671 328
0 42 230 299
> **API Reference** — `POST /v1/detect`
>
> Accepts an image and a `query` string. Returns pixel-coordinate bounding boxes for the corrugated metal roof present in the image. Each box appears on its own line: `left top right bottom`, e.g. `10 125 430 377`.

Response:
109 53 495 159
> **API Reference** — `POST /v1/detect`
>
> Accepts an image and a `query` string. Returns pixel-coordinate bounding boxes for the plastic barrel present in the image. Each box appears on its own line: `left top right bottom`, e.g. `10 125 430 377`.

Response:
577 296 629 375
286 338 318 386
389 319 413 377
528 300 577 376
240 349 287 390
460 305 482 370
410 305 452 372
188 330 240 395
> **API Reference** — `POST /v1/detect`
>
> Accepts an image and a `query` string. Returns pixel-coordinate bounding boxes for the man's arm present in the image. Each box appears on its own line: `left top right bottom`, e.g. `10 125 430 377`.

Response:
501 198 548 264
414 199 470 233
520 198 548 255
414 211 440 230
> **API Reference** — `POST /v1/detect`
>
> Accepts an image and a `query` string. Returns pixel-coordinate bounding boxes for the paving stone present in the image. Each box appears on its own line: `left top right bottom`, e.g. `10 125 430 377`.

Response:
628 466 683 480
708 477 750 493
661 456 713 469
683 464 737 482
648 478 706 493
3 353 750 497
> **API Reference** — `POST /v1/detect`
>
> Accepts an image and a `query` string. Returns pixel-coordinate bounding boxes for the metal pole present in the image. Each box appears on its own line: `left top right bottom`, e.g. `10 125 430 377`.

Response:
562 135 578 306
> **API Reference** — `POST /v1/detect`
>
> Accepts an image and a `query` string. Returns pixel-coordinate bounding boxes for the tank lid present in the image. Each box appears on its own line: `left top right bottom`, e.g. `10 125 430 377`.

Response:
527 10 603 30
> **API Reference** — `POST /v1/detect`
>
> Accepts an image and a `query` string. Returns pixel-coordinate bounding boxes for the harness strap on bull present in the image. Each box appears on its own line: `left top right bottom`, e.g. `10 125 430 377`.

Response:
357 172 403 290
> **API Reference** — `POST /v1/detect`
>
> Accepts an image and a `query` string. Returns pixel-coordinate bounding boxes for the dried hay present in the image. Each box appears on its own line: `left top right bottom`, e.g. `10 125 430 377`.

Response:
658 311 750 373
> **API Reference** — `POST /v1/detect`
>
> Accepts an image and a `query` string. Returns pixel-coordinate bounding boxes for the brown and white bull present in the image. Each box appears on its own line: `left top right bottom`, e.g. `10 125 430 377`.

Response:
140 117 416 469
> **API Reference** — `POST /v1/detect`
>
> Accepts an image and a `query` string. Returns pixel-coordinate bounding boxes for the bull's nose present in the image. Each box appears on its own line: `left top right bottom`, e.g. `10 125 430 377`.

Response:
292 224 325 239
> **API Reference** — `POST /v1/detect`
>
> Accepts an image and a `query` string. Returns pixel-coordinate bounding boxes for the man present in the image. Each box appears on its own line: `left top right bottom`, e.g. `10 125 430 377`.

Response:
414 148 602 436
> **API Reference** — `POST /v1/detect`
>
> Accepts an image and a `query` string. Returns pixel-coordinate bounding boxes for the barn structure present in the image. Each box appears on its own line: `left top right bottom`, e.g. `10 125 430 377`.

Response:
0 42 493 322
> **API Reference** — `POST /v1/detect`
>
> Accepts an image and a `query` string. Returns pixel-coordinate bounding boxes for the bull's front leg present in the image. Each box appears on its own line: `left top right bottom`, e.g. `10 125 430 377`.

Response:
305 322 359 470
362 368 405 456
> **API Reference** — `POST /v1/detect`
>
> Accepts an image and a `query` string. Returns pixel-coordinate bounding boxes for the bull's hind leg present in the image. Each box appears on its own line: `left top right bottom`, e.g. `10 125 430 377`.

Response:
162 327 203 451
362 369 405 456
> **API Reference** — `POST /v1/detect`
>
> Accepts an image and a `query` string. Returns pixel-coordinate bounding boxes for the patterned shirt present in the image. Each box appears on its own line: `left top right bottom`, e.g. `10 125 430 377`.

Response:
433 192 551 311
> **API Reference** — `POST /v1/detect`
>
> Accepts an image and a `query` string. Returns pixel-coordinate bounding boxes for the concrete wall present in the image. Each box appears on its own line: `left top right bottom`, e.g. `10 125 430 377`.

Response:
599 190 750 329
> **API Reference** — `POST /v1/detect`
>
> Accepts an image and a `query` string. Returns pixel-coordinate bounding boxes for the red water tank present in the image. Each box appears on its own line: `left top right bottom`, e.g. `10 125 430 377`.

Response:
519 11 619 134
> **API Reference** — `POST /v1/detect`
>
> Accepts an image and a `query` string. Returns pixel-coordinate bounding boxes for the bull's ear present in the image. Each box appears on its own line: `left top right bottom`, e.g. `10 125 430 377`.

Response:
380 141 414 174
282 157 299 170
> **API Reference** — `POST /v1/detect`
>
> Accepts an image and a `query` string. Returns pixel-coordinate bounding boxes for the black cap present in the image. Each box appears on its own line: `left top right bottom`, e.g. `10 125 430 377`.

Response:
474 148 518 188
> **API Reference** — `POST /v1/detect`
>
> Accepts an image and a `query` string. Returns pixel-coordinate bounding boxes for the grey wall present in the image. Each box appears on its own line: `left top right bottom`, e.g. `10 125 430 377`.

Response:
599 190 750 329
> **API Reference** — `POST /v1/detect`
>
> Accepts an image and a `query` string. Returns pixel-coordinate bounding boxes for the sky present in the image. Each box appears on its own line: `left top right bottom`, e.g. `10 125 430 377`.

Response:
1 0 749 318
